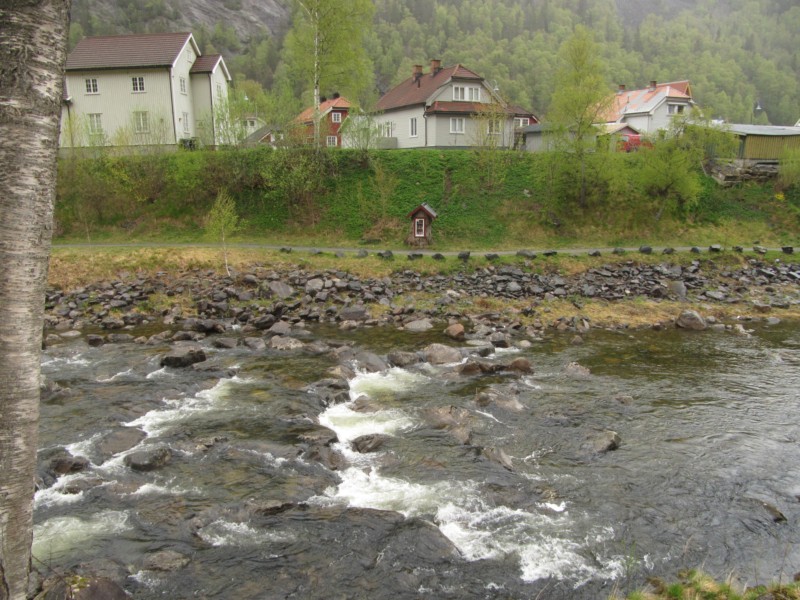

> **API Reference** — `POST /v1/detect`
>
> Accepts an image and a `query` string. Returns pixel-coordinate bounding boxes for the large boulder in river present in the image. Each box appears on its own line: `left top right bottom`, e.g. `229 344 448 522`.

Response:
676 309 707 331
583 430 621 455
423 343 462 365
124 447 172 471
423 406 472 444
160 345 206 368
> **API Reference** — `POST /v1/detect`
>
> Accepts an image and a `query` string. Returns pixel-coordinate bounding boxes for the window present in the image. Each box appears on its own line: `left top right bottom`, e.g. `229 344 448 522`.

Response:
668 104 685 115
132 76 145 92
87 113 102 134
514 117 530 128
331 112 342 123
133 111 149 133
450 117 465 134
415 218 425 237
179 77 187 94
409 117 418 138
487 120 501 135
216 84 223 99
85 78 98 94
453 85 480 101
326 135 338 147
381 122 394 137
246 119 256 128
182 112 190 133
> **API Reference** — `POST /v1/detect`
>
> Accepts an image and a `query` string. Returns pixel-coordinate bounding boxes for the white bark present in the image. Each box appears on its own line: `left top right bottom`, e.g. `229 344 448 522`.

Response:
0 2 71 598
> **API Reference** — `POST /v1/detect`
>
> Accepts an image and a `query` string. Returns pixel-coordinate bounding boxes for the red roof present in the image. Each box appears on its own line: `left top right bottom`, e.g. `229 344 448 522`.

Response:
295 96 351 124
66 32 196 71
606 80 693 121
377 64 483 112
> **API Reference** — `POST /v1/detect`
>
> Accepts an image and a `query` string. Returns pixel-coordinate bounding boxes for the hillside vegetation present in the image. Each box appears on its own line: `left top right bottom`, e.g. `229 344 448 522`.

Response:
68 0 800 125
55 147 800 249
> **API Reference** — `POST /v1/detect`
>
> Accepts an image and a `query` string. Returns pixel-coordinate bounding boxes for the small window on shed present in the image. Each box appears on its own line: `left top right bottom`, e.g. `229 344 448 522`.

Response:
415 218 425 237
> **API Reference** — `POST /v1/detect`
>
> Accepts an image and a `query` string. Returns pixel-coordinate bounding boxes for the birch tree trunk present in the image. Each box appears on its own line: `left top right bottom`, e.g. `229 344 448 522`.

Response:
0 2 71 599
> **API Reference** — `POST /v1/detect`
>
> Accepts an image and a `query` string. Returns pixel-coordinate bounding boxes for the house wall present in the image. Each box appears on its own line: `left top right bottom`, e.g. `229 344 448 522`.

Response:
375 106 425 148
191 67 229 145
171 43 197 142
741 135 800 160
62 68 176 147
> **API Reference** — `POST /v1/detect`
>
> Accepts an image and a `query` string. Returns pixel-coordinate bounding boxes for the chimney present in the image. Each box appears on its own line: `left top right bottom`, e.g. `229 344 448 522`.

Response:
320 95 327 103
332 92 340 99
430 59 441 75
649 80 657 91
617 83 626 94
413 64 423 86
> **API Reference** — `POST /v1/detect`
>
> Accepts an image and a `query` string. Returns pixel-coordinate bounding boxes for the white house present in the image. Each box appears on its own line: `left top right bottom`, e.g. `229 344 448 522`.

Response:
374 60 537 149
60 32 231 150
605 80 695 134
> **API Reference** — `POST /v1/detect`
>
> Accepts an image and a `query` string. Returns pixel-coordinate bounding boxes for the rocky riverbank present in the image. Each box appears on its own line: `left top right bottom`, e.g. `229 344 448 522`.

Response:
44 255 800 346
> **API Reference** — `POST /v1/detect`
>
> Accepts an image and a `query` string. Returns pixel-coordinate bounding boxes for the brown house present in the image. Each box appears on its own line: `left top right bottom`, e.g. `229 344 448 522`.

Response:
406 203 438 246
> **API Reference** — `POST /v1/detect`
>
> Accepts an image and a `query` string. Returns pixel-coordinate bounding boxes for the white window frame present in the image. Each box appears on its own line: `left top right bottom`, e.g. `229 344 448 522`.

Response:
453 85 465 101
450 117 465 134
668 103 685 115
409 117 418 138
326 135 338 147
515 117 530 128
331 112 342 123
382 122 394 138
487 120 502 135
87 113 102 134
132 76 145 93
179 77 187 94
182 112 190 133
85 78 99 94
414 218 425 237
468 86 481 102
133 111 149 133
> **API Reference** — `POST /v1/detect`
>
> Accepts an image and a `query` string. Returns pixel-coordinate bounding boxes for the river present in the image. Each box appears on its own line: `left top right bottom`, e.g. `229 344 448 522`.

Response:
34 320 800 599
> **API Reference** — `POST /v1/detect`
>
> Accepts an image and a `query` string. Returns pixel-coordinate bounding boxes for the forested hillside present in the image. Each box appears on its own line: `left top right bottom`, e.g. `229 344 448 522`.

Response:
69 0 800 125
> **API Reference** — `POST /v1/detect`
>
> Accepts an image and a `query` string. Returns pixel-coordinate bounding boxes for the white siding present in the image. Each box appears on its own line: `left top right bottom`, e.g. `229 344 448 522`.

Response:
375 106 426 148
171 46 196 141
62 68 176 147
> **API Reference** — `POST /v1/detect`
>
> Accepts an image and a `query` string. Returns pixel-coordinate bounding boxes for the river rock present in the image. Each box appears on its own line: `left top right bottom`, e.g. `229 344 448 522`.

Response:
405 318 434 332
354 351 388 373
141 550 191 572
97 428 147 461
667 280 687 299
212 337 238 349
351 434 390 453
564 362 591 378
269 280 295 299
444 323 465 341
387 350 421 368
303 443 346 470
269 336 305 351
124 447 172 471
86 334 105 347
676 309 707 331
49 453 90 476
475 387 525 412
339 306 368 321
423 343 462 365
584 430 621 454
243 337 266 351
160 345 206 367
423 406 472 445
269 321 293 336
507 357 532 373
37 577 128 600
480 447 514 471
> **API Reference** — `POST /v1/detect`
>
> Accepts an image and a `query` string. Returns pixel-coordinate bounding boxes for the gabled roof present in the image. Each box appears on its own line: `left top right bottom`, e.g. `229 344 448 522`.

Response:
607 80 693 121
727 124 800 137
66 32 199 71
407 202 438 220
190 54 232 81
377 64 483 112
296 96 351 124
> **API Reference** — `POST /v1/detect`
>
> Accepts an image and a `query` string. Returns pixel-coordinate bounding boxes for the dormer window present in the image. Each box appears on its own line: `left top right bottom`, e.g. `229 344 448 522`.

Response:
453 85 481 102
332 112 342 123
668 104 685 115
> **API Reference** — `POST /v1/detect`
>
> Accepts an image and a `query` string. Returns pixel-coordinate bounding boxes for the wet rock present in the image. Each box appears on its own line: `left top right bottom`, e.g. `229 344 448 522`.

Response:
444 323 465 341
269 336 305 351
303 444 346 470
339 306 368 321
268 321 293 336
351 434 390 453
212 337 238 349
488 332 510 348
97 428 147 461
676 309 707 331
387 350 421 368
124 447 172 471
160 345 206 368
354 351 388 373
49 454 90 476
479 447 514 471
36 577 128 600
86 334 105 347
141 550 191 572
423 343 462 365
243 337 266 351
564 362 591 378
423 406 472 445
507 357 532 373
584 430 621 454
761 501 787 523
405 318 434 332
475 388 525 412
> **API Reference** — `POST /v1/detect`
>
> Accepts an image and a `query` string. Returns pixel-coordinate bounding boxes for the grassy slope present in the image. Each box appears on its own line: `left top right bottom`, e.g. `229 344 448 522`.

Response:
54 148 800 250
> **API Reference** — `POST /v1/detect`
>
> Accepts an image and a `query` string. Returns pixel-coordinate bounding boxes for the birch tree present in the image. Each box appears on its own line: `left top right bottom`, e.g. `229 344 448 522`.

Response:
0 1 71 599
283 0 374 144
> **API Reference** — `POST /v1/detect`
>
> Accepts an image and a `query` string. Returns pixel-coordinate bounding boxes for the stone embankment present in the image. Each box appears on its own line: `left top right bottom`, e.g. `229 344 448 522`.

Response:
44 255 800 345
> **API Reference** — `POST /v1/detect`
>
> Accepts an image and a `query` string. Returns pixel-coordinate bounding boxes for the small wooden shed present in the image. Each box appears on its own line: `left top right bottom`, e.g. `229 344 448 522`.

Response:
406 203 438 247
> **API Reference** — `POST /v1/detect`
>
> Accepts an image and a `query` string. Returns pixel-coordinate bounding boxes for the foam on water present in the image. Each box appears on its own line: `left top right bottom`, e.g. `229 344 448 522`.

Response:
33 510 130 559
34 485 85 509
348 367 432 402
319 403 414 445
197 519 294 547
124 376 249 436
97 368 136 383
146 367 173 380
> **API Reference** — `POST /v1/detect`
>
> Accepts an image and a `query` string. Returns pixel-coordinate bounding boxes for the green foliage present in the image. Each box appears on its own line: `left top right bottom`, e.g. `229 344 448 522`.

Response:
778 147 800 192
205 188 243 275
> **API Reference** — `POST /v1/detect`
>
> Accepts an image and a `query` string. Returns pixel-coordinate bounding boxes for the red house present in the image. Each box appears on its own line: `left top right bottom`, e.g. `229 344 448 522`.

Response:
294 94 351 147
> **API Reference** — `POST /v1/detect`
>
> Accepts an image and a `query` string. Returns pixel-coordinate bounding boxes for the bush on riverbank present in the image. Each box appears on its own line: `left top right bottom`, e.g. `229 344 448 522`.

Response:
619 569 800 599
55 147 798 249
